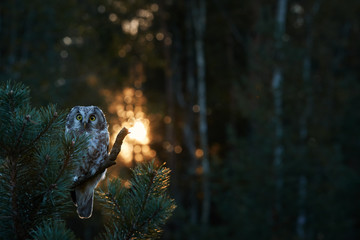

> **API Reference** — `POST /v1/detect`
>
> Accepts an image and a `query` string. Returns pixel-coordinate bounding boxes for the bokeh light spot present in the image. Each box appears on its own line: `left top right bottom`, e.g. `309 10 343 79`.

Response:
164 116 172 124
193 105 200 113
63 36 72 46
195 149 204 158
174 145 183 154
109 13 118 22
156 32 164 41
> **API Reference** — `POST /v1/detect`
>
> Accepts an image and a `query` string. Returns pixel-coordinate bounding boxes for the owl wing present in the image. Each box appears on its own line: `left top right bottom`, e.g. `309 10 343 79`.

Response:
73 129 109 219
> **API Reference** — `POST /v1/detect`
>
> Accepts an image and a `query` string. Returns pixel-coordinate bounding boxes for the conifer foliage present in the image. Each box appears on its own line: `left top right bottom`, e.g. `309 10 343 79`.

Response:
97 162 176 240
0 81 82 239
0 82 175 239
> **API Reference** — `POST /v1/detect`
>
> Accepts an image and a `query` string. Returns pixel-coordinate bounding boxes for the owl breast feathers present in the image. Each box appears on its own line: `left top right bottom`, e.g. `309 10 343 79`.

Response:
65 105 109 219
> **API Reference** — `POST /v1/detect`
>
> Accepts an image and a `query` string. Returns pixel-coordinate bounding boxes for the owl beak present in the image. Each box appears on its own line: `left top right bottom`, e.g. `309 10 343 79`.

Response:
83 122 87 129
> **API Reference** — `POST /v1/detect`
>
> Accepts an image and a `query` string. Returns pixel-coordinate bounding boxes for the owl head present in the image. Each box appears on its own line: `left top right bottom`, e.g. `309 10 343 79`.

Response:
66 106 107 133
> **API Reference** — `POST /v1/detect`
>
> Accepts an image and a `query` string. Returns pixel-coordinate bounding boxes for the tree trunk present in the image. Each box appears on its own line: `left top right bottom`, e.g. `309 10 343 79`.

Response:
296 2 320 238
296 175 307 239
185 0 199 225
272 0 288 226
191 0 210 226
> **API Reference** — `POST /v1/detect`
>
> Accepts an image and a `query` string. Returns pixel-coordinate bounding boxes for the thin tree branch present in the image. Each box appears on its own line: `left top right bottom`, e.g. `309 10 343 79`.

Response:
71 127 129 189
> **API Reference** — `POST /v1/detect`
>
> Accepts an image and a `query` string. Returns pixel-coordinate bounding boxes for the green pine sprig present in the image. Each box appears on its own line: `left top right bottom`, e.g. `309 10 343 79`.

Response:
96 161 176 240
29 219 77 240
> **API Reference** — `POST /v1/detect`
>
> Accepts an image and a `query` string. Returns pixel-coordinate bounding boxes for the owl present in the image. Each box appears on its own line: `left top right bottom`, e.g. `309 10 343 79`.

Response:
65 106 109 219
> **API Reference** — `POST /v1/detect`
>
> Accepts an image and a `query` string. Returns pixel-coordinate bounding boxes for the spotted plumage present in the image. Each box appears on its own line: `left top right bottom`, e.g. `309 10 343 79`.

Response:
65 106 109 219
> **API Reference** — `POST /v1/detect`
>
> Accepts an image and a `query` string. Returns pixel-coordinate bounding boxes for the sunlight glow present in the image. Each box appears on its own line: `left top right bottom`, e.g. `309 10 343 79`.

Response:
128 120 149 144
119 141 133 164
101 70 156 166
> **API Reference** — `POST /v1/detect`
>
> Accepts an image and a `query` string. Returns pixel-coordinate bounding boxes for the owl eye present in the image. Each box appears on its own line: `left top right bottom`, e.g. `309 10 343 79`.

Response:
76 114 82 121
89 115 96 121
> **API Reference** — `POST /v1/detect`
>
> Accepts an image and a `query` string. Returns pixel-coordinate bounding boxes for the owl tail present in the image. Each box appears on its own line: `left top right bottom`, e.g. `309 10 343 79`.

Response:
75 187 94 219
72 170 107 219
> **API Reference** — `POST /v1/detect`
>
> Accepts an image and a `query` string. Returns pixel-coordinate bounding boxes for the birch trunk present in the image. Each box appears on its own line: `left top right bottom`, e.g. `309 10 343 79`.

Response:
272 0 288 223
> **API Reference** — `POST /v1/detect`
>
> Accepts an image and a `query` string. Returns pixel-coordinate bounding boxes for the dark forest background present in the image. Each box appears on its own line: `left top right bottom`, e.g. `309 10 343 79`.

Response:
1 0 360 239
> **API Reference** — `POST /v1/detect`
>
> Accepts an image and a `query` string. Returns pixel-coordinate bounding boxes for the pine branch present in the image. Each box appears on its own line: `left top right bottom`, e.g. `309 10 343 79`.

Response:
9 155 25 239
8 90 16 126
106 189 126 223
20 112 58 155
53 143 73 185
124 171 157 240
0 90 16 154
0 142 9 154
1 82 78 238
71 127 129 189
14 115 31 150
29 219 77 240
137 205 162 233
97 162 176 240
29 139 76 224
139 171 157 217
